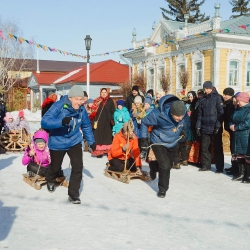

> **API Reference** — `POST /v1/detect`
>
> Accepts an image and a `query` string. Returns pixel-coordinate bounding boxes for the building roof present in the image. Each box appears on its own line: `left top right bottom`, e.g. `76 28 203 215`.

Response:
54 59 129 85
32 72 66 85
221 15 250 36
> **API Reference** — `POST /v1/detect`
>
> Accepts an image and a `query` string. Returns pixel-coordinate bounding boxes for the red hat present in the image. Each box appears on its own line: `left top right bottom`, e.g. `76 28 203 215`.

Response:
18 110 24 117
236 92 249 103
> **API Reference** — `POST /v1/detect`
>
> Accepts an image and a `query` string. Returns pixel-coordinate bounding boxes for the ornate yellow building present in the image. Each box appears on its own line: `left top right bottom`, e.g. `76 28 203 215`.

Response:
122 4 250 96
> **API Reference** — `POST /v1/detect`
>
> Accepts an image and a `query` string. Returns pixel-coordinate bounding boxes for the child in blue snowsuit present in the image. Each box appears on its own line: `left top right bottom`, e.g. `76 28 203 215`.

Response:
112 100 130 136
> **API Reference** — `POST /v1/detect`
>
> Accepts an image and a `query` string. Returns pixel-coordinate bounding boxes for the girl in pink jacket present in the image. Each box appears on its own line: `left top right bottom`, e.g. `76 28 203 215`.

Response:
22 129 52 177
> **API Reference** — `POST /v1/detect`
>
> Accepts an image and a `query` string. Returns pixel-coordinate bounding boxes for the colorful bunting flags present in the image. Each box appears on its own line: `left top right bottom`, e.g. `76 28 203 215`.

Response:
0 23 250 60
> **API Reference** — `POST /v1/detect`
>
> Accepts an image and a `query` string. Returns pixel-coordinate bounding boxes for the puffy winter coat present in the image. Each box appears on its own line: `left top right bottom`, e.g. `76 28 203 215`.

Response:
141 95 186 148
22 130 50 167
196 89 224 134
0 100 7 126
112 107 130 135
41 95 95 150
108 130 142 167
179 113 190 142
230 103 250 155
223 98 235 133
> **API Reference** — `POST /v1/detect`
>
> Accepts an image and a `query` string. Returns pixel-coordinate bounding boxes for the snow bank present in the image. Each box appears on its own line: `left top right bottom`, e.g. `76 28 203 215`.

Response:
10 109 41 122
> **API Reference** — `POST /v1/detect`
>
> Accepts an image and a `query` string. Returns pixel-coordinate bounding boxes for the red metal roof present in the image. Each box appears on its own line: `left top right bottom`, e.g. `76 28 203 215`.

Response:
54 60 129 85
32 72 66 85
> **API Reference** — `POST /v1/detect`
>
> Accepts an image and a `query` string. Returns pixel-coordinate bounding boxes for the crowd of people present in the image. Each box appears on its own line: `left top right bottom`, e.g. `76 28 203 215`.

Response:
1 81 250 203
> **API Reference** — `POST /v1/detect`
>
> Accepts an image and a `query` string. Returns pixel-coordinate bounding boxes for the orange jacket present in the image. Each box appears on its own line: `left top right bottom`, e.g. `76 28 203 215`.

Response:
108 130 142 167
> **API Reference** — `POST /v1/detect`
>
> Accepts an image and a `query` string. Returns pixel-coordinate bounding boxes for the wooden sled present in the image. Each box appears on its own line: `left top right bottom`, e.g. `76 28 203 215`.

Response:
104 168 151 184
22 174 69 190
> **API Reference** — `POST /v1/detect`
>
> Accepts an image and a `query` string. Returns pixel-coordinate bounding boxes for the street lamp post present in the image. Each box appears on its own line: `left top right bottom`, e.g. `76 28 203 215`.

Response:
84 35 92 96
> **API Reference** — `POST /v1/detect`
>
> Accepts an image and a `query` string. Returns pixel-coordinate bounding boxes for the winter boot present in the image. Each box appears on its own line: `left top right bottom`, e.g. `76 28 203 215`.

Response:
242 157 250 183
157 191 166 198
47 182 55 193
181 160 188 166
68 196 81 204
172 163 181 169
226 159 239 175
232 159 245 181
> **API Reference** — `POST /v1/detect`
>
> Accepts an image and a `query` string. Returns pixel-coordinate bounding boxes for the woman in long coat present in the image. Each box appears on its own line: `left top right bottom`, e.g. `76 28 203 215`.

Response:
89 88 115 158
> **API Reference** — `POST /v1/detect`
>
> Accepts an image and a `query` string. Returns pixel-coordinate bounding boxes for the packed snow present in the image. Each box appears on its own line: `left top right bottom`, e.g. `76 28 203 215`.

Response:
1 122 250 250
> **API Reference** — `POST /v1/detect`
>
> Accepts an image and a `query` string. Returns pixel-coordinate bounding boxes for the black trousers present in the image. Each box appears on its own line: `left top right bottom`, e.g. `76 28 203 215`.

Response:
27 163 47 176
173 141 187 165
151 144 177 193
109 158 137 172
46 143 83 197
201 129 224 171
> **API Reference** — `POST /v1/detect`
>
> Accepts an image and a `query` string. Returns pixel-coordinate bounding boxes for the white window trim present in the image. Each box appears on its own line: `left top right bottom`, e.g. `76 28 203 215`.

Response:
175 54 187 94
227 49 242 91
147 60 155 90
191 50 204 91
245 54 250 89
157 57 166 91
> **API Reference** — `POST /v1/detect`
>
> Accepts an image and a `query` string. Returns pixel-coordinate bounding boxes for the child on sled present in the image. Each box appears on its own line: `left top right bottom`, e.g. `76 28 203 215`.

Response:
22 129 63 178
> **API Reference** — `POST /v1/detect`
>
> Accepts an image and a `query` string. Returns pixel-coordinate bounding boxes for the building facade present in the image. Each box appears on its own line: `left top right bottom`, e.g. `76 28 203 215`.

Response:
122 4 250 96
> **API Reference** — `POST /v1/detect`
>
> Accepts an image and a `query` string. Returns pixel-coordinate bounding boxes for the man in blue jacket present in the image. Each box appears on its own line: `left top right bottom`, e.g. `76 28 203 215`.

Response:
141 95 186 198
196 81 224 172
41 85 96 204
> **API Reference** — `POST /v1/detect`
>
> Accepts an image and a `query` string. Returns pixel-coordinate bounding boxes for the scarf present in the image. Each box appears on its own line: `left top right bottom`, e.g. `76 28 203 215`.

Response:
88 95 110 121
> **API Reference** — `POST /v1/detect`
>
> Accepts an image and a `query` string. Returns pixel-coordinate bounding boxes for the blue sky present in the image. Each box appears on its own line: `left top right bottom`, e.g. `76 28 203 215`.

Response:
0 0 232 63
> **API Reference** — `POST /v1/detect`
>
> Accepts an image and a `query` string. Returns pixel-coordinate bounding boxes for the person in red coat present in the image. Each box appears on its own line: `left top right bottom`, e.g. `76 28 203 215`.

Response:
41 94 57 117
108 120 142 173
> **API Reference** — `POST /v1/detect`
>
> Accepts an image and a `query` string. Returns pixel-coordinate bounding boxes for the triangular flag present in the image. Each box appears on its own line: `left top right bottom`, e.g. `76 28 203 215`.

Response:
0 30 6 40
239 25 247 30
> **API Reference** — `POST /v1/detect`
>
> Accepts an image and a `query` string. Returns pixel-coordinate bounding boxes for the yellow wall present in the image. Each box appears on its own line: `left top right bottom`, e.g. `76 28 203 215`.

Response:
218 49 227 93
8 71 32 79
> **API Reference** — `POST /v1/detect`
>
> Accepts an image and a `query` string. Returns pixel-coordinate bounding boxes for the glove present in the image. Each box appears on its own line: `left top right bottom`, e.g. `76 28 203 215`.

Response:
196 128 201 137
62 117 72 126
122 143 130 152
213 128 219 136
180 130 187 140
89 142 96 151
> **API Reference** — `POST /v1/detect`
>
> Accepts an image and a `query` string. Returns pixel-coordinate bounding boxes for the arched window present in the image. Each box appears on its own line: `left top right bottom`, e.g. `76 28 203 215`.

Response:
191 50 204 89
194 62 202 87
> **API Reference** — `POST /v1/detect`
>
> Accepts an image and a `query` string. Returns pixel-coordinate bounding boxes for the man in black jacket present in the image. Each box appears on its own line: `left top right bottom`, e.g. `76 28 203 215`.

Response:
196 81 224 172
222 87 237 175
124 85 145 112
0 93 7 135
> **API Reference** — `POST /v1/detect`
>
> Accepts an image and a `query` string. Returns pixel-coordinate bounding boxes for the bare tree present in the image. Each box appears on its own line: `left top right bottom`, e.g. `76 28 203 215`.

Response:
159 71 171 93
178 70 189 95
132 73 147 95
118 80 131 100
0 18 34 93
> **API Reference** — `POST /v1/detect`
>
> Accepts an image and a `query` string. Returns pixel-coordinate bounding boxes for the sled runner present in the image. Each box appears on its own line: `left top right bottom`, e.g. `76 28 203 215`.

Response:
104 168 151 184
22 174 69 190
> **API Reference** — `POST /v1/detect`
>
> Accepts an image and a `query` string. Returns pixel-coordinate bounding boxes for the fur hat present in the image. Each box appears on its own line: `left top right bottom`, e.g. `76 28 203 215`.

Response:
203 81 213 89
116 100 125 106
144 97 152 105
18 110 24 117
236 92 249 103
134 96 142 103
170 101 185 116
132 85 139 92
223 87 234 96
4 112 13 122
68 85 84 98
123 119 134 133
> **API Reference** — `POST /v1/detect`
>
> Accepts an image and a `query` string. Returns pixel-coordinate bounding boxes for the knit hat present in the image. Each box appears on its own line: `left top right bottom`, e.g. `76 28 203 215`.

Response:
223 87 234 96
132 85 139 92
170 101 185 116
236 92 250 103
134 96 142 103
18 110 24 117
68 85 84 98
35 138 46 144
181 96 189 103
116 100 125 106
146 89 154 97
4 112 13 122
144 97 152 105
87 98 93 104
203 81 213 89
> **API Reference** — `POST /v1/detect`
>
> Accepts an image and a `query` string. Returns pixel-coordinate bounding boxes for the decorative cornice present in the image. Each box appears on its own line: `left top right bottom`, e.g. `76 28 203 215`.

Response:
186 20 212 36
217 41 250 50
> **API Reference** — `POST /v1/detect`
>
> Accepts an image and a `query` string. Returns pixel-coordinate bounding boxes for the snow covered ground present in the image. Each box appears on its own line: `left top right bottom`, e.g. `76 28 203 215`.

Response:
1 122 250 249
